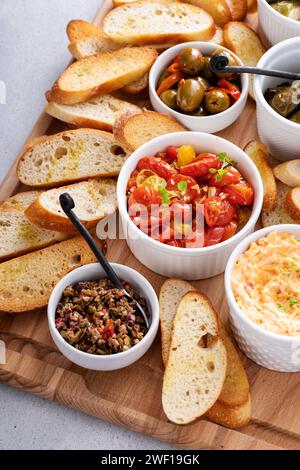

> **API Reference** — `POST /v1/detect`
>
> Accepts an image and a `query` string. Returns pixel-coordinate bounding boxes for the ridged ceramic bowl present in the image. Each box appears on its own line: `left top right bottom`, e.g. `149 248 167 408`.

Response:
117 132 263 280
258 0 300 46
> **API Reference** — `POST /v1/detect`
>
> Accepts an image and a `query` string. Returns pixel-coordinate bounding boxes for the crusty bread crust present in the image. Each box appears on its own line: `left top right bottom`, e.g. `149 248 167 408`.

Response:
226 0 247 21
285 188 300 223
206 395 251 429
46 48 158 105
67 19 104 42
185 0 232 27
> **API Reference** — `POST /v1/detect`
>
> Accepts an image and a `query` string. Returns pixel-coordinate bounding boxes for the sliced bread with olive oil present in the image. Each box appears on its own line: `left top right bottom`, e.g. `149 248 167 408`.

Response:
103 1 216 46
45 95 140 132
162 291 227 424
0 236 105 313
46 47 158 105
17 129 129 188
25 178 117 233
0 190 42 212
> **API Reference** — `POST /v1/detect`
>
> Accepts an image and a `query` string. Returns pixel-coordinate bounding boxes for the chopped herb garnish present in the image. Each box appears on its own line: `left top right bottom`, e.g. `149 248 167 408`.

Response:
209 168 217 174
177 180 188 192
289 296 298 307
159 184 170 206
277 304 285 312
218 152 228 161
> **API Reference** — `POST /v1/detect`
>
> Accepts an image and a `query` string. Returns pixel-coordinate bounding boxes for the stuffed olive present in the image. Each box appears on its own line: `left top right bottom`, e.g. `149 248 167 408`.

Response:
265 80 300 123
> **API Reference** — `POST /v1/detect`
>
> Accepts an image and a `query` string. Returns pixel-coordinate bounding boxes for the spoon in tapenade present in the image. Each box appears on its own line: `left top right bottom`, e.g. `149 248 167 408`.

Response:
59 193 150 329
210 54 300 81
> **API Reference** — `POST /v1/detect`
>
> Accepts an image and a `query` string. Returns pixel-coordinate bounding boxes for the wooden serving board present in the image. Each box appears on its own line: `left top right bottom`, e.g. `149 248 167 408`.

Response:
0 1 299 450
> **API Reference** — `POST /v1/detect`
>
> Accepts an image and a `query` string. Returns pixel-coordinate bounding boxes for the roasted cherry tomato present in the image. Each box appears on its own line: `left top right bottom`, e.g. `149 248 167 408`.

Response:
166 174 200 203
224 179 254 206
209 166 241 187
170 198 193 223
177 145 196 167
205 226 225 246
221 220 238 241
204 196 236 227
127 169 139 191
217 79 241 102
180 153 222 178
165 146 178 163
138 156 176 180
128 186 162 208
185 228 205 248
141 174 166 192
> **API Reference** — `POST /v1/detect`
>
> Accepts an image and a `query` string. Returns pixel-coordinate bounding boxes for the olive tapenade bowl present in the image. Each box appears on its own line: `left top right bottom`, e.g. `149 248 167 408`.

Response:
258 0 300 46
149 41 249 134
254 37 300 161
48 263 159 371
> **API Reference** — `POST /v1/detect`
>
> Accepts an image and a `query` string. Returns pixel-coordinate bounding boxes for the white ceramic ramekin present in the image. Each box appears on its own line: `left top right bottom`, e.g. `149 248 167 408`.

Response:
258 0 300 46
149 42 249 134
117 132 263 280
225 224 300 372
254 37 300 161
48 263 159 371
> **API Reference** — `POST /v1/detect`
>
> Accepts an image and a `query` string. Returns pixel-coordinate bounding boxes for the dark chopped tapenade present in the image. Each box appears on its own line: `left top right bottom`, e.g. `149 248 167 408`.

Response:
55 279 149 355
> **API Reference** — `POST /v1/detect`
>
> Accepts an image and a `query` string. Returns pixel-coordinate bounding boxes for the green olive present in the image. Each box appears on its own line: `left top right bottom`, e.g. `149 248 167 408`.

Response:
195 76 210 91
177 79 205 113
289 109 300 124
270 87 297 117
178 47 205 75
191 105 208 116
160 89 178 110
201 56 215 81
212 49 239 79
204 89 231 114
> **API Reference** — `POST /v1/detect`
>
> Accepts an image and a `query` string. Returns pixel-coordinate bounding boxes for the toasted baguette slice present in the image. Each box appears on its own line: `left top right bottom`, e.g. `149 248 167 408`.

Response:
262 181 295 227
113 110 186 151
0 210 68 262
68 37 119 60
159 279 250 409
273 160 300 188
67 19 104 42
185 0 232 27
103 1 215 46
46 47 158 105
123 73 149 95
223 22 266 99
0 236 104 313
226 0 247 21
113 0 178 5
25 179 117 233
209 25 224 46
17 129 129 188
206 395 251 429
285 187 300 223
247 0 257 13
46 95 140 132
0 190 42 211
162 291 227 424
244 140 277 211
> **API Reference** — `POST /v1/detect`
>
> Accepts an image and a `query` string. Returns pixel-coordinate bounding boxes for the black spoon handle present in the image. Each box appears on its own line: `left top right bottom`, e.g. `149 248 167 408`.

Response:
210 54 300 81
59 193 123 291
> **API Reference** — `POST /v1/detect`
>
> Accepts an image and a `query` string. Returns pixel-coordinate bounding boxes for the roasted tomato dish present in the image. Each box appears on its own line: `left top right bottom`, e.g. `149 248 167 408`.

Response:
126 145 254 248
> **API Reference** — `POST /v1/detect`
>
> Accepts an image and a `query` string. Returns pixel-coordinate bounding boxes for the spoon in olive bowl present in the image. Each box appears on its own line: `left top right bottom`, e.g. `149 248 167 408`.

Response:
59 193 150 329
210 53 300 81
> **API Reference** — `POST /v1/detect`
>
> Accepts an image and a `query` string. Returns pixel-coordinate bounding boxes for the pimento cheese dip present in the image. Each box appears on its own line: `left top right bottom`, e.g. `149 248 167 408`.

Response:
232 231 300 336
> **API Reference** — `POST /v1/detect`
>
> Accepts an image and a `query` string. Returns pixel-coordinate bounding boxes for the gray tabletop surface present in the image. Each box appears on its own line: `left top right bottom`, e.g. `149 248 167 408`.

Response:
0 0 175 451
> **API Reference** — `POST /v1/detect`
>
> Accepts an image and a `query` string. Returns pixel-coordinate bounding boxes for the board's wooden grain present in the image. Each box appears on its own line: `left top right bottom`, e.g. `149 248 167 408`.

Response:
0 1 299 450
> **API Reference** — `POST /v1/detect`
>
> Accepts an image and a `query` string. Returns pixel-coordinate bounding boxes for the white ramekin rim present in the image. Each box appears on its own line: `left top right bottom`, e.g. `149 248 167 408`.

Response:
254 37 300 132
259 0 300 28
117 131 264 256
48 262 159 363
149 41 249 123
225 224 300 343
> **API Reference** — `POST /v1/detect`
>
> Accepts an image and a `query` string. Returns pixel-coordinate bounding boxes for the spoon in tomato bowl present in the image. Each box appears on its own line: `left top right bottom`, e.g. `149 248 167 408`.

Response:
59 193 150 329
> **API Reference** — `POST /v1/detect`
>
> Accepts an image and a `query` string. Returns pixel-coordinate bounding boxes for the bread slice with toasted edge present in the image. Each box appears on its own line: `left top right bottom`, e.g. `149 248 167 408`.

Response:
273 160 300 188
123 73 149 95
68 37 120 60
244 140 277 211
25 178 117 233
262 181 295 227
17 128 130 188
285 187 300 223
103 1 216 46
226 0 247 21
0 190 42 212
223 22 266 99
67 19 104 42
159 278 251 428
113 110 186 151
46 47 158 105
247 0 257 13
209 25 224 46
0 210 68 262
46 95 140 132
113 0 179 5
162 291 227 424
185 0 232 27
0 236 105 313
